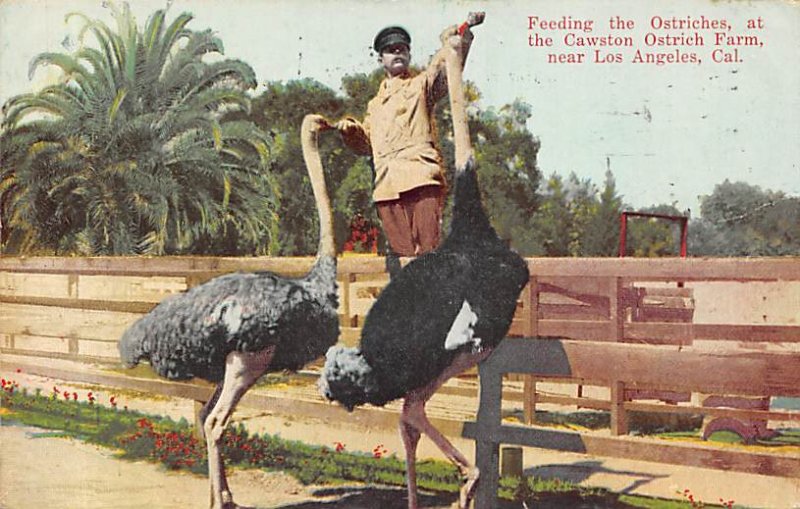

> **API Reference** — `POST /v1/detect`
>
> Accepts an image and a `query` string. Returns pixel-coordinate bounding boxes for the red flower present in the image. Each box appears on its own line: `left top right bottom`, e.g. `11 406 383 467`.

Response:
15 368 21 373
63 392 70 400
334 441 345 452
72 392 78 401
372 444 388 459
53 386 60 394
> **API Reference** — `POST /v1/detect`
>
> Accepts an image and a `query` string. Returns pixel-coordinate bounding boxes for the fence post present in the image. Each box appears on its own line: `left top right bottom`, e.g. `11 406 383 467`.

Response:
193 400 206 440
609 277 628 435
341 272 356 327
522 277 538 424
474 359 503 508
523 377 537 424
610 381 628 435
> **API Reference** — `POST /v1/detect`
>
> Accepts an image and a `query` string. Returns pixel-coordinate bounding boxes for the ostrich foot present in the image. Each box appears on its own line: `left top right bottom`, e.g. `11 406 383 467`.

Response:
213 490 254 509
457 466 480 509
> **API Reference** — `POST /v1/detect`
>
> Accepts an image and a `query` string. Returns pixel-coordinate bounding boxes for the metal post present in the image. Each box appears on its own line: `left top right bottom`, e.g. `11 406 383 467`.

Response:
618 212 628 257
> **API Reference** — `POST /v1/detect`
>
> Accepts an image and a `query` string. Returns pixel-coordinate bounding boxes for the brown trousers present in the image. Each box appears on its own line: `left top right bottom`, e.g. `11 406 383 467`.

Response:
376 185 443 256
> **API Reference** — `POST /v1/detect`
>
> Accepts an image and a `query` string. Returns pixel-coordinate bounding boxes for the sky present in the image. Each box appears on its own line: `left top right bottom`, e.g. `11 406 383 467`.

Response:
1 0 798 217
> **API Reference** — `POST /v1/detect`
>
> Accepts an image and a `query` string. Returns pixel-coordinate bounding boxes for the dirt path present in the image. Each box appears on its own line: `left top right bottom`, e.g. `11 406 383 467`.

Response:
0 424 313 509
0 424 460 509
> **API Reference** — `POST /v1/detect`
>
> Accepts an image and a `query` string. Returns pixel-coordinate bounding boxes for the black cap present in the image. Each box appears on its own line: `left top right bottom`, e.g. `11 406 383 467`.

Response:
373 26 411 53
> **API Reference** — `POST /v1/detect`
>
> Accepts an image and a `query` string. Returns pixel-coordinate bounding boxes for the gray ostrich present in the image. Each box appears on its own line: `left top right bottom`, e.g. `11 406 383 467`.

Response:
119 114 337 509
320 13 530 509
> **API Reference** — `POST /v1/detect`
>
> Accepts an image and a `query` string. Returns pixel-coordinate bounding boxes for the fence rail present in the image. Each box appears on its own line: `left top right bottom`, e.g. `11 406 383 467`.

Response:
2 255 799 501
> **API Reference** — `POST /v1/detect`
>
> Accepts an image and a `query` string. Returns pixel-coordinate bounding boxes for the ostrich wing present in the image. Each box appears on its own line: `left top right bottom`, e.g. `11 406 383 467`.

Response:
126 272 315 381
358 252 475 403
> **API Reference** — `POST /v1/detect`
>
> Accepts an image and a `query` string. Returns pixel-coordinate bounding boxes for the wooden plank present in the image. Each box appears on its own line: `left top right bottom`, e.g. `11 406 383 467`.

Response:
349 280 384 317
0 255 397 277
610 381 628 435
523 377 536 424
530 394 799 421
339 272 355 327
625 401 800 422
694 324 800 343
0 296 155 314
11 334 71 354
536 394 611 411
337 327 360 347
539 276 615 300
463 422 800 478
535 320 620 341
521 280 536 337
0 303 141 342
77 274 187 302
525 257 800 281
3 256 798 281
77 339 122 359
484 338 800 397
538 303 607 320
0 272 73 299
625 322 693 345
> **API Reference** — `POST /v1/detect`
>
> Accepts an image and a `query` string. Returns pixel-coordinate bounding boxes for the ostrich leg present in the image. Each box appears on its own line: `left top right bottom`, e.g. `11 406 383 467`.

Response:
199 384 223 440
400 349 492 509
204 347 275 509
399 409 422 508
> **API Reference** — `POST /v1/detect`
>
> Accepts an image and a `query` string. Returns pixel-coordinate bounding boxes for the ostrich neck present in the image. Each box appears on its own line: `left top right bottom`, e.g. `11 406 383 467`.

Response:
444 43 472 172
300 122 336 259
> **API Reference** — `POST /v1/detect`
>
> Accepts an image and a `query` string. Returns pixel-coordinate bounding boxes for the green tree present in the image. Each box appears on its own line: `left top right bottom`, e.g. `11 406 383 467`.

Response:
582 170 623 256
0 3 274 255
469 99 542 254
562 173 597 256
245 79 374 255
531 174 572 256
624 204 684 257
691 180 800 255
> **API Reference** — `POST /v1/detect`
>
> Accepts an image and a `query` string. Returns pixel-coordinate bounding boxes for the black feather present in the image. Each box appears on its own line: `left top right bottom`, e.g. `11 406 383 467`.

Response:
322 157 529 409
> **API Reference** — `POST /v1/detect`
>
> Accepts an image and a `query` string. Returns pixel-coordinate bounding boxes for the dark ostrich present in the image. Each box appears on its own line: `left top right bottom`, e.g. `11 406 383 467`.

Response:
319 13 529 509
119 115 338 509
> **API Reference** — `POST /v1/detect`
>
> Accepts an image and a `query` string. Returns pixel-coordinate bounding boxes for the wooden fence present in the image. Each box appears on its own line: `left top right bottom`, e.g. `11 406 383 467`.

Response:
0 255 390 360
2 255 799 498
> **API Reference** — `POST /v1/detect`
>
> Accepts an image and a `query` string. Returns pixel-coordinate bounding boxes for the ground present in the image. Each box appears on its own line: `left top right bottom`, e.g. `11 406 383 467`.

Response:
0 424 463 509
1 365 799 508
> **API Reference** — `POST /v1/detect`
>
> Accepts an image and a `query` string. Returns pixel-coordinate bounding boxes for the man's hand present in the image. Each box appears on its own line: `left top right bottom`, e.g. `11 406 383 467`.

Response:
442 12 485 50
439 24 460 48
335 117 371 155
335 117 361 134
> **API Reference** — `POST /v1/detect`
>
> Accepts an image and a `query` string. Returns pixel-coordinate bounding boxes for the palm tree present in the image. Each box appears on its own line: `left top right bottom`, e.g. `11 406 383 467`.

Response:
0 2 276 255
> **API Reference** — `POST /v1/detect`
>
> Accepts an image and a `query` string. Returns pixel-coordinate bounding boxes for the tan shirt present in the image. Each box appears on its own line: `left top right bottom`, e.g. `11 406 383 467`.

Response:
340 31 472 202
364 70 447 202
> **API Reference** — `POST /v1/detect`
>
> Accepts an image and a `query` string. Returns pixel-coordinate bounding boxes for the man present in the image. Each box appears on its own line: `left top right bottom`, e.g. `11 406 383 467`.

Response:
337 15 481 257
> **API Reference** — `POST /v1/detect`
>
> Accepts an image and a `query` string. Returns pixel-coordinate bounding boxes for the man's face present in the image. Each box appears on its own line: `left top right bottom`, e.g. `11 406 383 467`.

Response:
380 43 410 77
